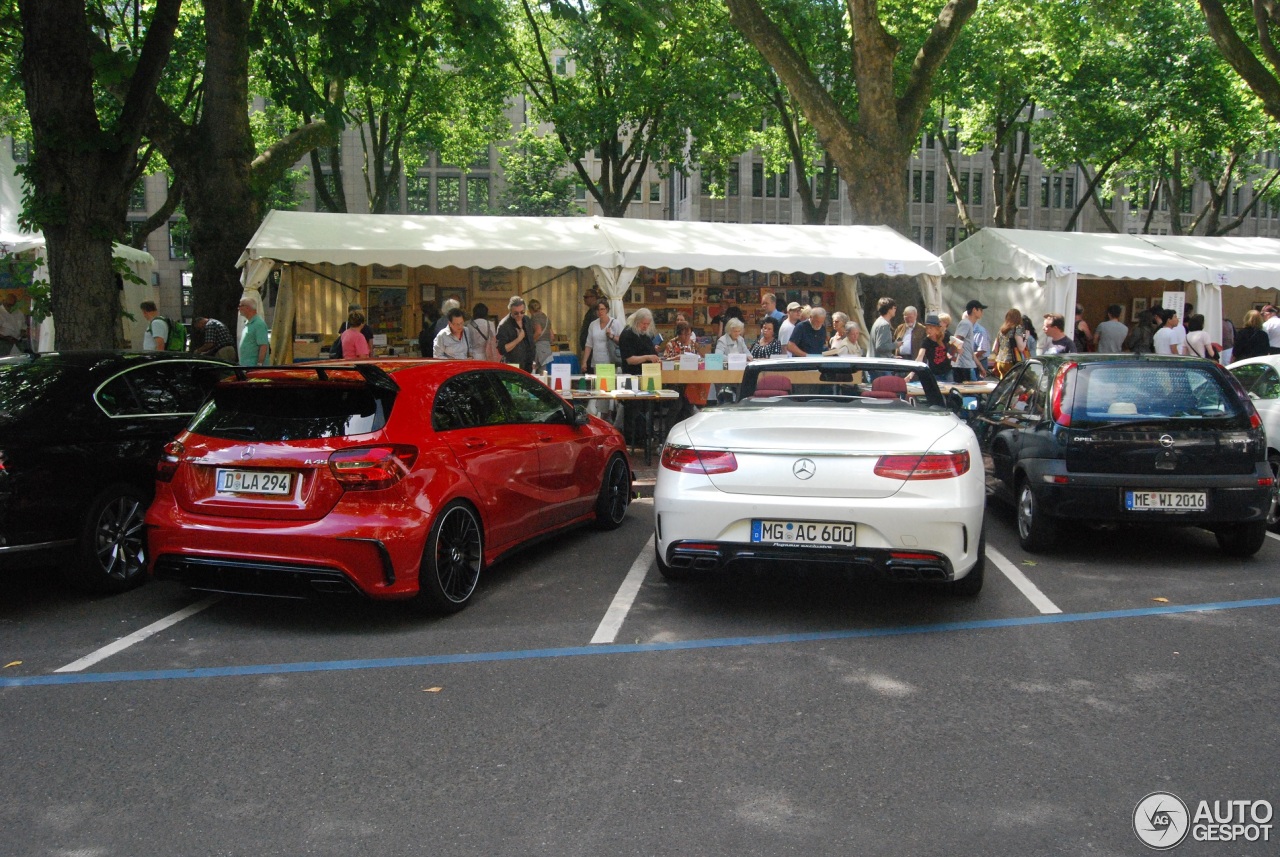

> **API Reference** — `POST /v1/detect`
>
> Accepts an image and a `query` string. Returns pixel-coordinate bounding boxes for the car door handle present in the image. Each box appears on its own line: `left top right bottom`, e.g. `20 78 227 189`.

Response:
537 435 554 443
463 438 488 449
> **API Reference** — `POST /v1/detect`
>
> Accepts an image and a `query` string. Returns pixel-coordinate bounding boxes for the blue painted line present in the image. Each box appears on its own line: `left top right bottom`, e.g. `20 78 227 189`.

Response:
4 596 1279 689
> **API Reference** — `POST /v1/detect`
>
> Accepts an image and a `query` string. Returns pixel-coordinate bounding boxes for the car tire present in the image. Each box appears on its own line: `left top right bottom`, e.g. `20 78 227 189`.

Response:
1015 479 1057 553
1268 453 1280 532
1215 521 1267 558
949 531 985 596
65 483 150 594
592 454 631 531
416 501 483 613
655 544 690 582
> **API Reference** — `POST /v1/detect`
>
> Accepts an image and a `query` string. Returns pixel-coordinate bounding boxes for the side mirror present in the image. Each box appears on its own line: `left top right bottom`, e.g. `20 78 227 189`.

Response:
572 403 590 426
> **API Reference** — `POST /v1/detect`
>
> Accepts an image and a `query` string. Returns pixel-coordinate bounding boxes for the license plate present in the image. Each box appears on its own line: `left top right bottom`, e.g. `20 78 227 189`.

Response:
216 468 293 496
1125 490 1206 512
751 520 856 546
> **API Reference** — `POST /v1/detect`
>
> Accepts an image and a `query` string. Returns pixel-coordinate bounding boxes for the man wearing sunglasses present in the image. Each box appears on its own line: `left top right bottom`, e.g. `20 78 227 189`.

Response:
497 295 536 372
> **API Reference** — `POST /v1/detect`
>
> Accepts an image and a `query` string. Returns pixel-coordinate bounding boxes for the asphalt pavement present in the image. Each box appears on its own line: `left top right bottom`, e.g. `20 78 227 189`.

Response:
2 497 1278 856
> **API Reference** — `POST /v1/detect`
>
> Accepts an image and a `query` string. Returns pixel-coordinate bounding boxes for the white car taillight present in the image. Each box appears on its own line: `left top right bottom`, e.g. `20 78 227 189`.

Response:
874 452 970 480
661 445 738 474
328 445 418 490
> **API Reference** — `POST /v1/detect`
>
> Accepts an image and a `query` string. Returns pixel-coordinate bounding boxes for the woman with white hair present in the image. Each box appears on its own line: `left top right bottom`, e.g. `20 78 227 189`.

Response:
824 311 863 356
714 317 750 358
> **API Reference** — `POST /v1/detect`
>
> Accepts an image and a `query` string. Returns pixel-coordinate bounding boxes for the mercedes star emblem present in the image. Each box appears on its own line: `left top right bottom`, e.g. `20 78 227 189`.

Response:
793 458 816 480
241 447 254 460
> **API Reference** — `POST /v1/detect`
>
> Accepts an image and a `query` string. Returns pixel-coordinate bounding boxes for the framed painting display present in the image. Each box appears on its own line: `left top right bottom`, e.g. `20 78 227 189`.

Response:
707 288 723 303
655 269 670 286
646 286 666 303
640 268 657 286
370 264 408 286
477 270 514 294
367 286 408 339
420 284 438 302
723 270 740 286
1132 297 1148 317
440 286 468 310
694 270 710 286
629 288 644 304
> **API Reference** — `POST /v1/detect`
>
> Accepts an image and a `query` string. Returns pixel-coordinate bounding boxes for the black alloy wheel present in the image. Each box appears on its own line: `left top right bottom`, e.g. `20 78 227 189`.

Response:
593 455 631 530
1016 479 1057 552
67 484 150 594
1268 453 1280 531
417 501 483 613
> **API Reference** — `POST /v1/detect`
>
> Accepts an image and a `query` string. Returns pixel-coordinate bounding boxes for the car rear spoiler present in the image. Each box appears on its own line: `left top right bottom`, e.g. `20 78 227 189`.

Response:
228 363 400 395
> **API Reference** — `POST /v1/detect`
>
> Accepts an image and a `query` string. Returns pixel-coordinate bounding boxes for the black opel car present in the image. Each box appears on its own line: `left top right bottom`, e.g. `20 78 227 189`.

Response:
0 352 232 592
973 353 1275 556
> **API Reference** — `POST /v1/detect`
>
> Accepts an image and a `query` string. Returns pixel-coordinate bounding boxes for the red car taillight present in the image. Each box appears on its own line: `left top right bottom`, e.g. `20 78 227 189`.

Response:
157 440 183 483
1051 362 1077 426
661 445 738 474
328 445 417 490
874 451 971 480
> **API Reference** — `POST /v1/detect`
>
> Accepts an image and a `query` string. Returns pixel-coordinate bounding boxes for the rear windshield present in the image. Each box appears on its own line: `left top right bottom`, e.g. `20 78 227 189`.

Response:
188 383 393 440
1068 364 1243 425
0 361 77 425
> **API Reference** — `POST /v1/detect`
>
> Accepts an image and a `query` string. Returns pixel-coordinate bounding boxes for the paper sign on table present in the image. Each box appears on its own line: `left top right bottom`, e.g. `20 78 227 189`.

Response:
678 352 700 370
641 362 662 391
549 363 572 391
727 353 748 370
595 362 617 390
703 353 724 370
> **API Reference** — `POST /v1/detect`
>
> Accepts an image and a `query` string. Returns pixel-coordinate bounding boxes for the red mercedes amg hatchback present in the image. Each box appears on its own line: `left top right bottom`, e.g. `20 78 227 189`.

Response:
145 360 632 611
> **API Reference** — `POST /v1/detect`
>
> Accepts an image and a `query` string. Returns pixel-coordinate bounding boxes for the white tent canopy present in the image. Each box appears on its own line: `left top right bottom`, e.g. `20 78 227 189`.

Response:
940 228 1229 349
238 210 944 361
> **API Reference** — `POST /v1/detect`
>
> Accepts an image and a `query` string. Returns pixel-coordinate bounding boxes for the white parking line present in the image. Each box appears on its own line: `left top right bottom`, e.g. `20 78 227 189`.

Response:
54 595 223 673
1266 531 1280 543
591 534 655 645
987 546 1062 614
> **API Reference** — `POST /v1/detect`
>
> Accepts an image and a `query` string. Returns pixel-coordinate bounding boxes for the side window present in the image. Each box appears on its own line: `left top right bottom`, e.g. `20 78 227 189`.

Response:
987 367 1023 411
431 372 509 431
96 363 196 416
497 373 567 424
1263 367 1280 400
1008 362 1043 414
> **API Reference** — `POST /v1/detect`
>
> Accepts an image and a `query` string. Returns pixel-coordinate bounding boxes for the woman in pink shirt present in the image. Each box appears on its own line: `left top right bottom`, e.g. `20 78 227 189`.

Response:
339 310 371 358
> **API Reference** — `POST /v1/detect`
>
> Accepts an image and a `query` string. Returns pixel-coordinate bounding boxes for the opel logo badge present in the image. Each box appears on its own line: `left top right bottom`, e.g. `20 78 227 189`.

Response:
793 458 816 480
1159 435 1174 449
241 446 254 460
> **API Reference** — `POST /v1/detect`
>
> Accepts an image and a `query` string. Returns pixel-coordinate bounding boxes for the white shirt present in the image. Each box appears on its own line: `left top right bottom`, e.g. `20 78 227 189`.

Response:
1264 315 1280 348
898 324 916 357
0 304 23 355
585 316 623 367
143 316 169 351
1153 325 1187 355
779 319 796 345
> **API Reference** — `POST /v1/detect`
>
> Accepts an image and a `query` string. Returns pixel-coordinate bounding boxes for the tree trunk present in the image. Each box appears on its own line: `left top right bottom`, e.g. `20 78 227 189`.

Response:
726 0 976 233
19 0 179 350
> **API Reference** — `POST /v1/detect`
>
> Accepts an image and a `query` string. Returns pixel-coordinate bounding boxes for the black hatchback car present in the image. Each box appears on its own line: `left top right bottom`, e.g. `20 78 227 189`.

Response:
0 352 232 592
973 354 1275 556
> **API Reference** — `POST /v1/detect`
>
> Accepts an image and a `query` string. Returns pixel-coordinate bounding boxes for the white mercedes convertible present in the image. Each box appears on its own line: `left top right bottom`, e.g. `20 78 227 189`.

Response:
653 357 986 594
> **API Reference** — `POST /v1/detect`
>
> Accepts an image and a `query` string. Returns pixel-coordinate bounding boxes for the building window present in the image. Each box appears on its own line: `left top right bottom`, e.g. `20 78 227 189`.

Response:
168 219 191 260
649 181 661 203
926 132 936 149
946 176 956 205
10 138 30 163
923 226 934 251
1181 188 1193 213
1019 175 1029 208
437 176 461 214
765 172 776 198
727 164 740 197
1101 193 1114 210
383 179 401 213
925 170 935 204
679 171 688 200
970 170 982 205
555 56 567 76
959 172 970 204
912 170 922 203
128 181 147 212
1064 177 1075 209
751 163 763 198
779 169 790 198
1051 176 1062 209
407 175 431 212
575 182 587 201
1040 176 1050 208
125 219 148 251
466 176 489 213
911 226 921 244
945 226 957 249
631 181 642 201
